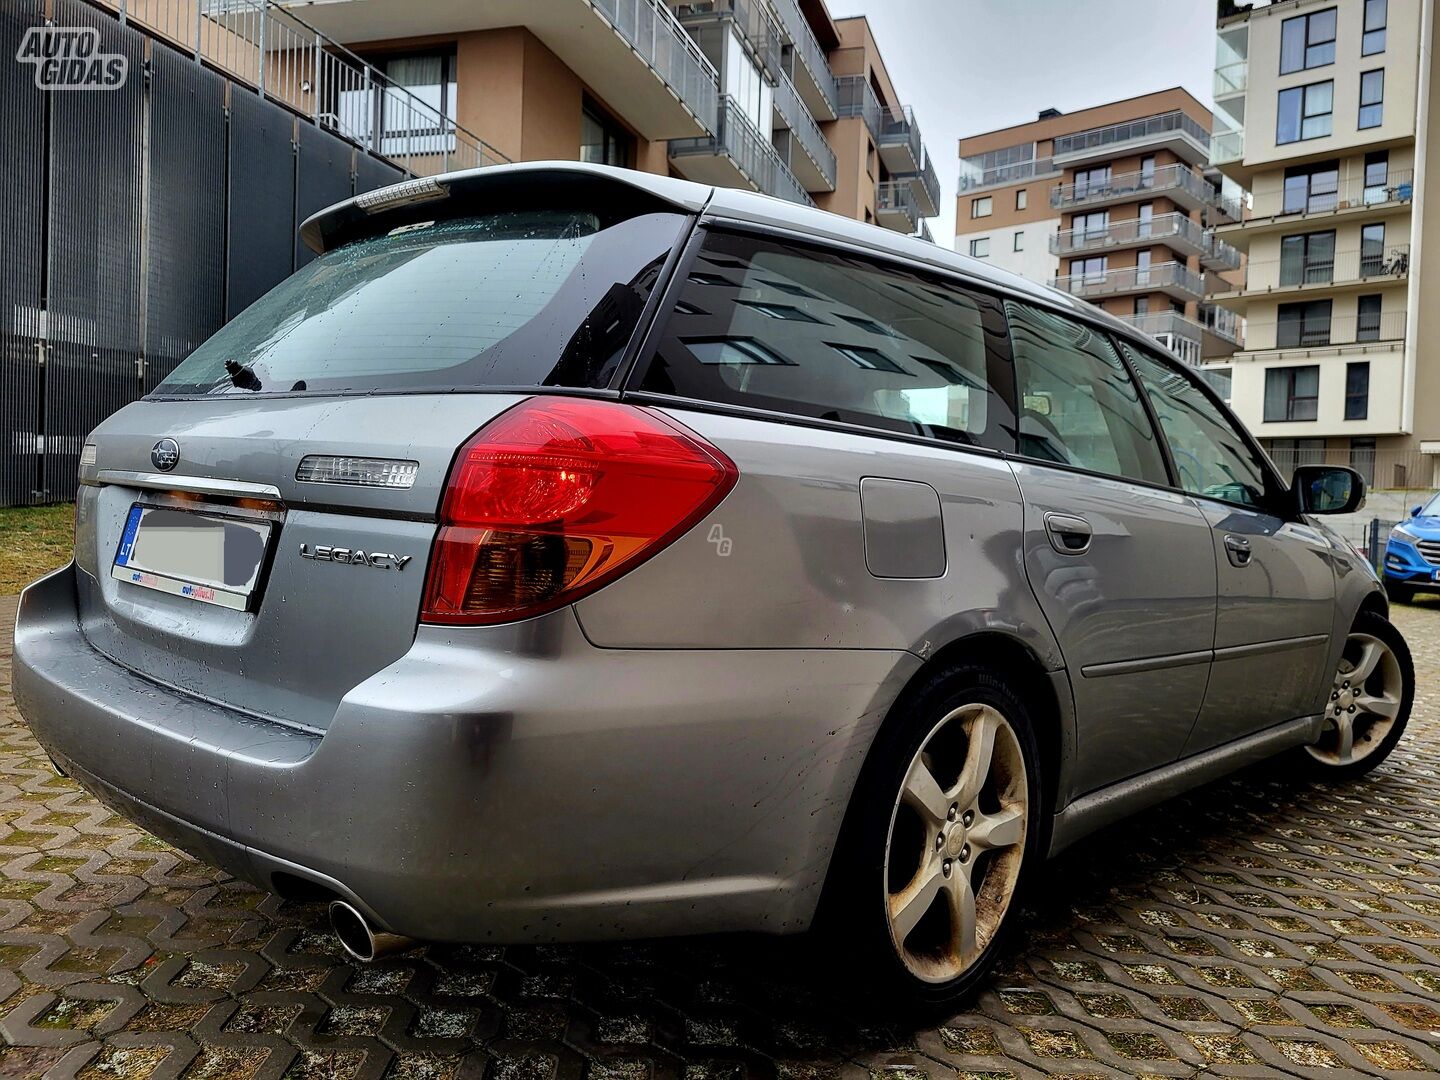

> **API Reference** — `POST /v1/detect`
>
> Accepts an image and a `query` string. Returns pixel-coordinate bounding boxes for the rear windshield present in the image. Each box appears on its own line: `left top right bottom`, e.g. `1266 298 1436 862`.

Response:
154 208 687 396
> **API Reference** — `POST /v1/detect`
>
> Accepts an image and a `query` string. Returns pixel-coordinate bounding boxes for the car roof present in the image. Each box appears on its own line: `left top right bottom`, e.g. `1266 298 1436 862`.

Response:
301 160 1161 355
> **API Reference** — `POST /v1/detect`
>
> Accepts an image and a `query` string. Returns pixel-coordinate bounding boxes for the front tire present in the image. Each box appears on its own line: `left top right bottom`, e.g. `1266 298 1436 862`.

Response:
1297 610 1413 779
821 663 1044 1009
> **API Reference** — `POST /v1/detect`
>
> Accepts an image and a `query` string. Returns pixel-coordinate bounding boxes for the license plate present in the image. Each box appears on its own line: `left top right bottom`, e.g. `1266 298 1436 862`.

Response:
112 504 272 611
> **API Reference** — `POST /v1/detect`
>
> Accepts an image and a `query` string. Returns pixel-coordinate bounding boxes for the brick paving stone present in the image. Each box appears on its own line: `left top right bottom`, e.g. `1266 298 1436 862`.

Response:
2 591 1440 1078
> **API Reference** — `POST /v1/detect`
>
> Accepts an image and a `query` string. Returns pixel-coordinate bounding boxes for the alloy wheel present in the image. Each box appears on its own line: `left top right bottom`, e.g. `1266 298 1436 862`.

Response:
884 703 1028 983
1307 631 1404 766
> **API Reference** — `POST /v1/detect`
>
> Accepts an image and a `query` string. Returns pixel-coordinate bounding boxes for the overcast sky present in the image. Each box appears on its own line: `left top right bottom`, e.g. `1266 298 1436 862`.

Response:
823 0 1221 245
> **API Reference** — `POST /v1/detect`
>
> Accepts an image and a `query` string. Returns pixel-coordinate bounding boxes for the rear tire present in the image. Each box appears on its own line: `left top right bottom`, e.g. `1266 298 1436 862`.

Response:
819 663 1045 1011
1295 610 1412 780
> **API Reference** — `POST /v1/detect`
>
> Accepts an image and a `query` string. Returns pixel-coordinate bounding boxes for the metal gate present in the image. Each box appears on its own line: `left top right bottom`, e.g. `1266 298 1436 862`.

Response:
0 0 408 506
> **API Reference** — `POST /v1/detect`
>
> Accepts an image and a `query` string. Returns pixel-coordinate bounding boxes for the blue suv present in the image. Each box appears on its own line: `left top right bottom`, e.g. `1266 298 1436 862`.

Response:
1384 493 1440 602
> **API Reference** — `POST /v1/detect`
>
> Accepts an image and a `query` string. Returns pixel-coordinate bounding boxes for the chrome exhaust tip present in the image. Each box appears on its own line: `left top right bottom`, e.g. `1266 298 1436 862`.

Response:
328 900 417 962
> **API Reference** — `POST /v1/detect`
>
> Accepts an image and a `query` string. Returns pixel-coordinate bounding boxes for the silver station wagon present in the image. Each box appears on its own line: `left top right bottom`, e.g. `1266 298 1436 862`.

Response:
13 163 1414 1006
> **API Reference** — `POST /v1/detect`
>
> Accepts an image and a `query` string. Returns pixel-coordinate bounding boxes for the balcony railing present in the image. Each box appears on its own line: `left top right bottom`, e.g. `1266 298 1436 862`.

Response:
898 151 941 218
834 75 883 140
120 0 508 174
773 69 836 190
879 105 922 170
1051 162 1222 211
1203 230 1242 272
1051 260 1206 300
1214 60 1248 97
1210 128 1244 166
593 0 722 133
670 95 813 206
1242 311 1407 351
768 0 838 119
1247 168 1415 219
1050 211 1209 256
1199 303 1242 344
672 0 781 81
958 156 1057 192
1118 310 1205 345
1236 245 1410 292
877 180 919 230
1052 109 1210 161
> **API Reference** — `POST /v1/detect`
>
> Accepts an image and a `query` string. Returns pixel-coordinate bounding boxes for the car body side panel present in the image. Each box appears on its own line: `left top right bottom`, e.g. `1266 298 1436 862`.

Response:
575 407 1065 674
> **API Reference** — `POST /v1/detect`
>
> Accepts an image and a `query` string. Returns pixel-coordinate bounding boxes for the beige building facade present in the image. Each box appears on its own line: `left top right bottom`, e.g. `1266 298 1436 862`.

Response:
1208 0 1438 487
956 89 1246 368
262 0 939 237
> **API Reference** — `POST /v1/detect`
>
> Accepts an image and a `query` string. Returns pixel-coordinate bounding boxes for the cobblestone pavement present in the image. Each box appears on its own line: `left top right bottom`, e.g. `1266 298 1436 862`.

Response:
3 593 1440 1080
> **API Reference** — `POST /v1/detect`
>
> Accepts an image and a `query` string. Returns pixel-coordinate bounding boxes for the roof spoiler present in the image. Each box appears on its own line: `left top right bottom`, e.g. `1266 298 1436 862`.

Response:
299 161 713 255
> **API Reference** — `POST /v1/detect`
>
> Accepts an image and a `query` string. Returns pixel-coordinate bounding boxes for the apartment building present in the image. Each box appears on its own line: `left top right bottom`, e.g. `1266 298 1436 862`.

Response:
955 90 1246 367
1207 0 1438 486
266 0 940 236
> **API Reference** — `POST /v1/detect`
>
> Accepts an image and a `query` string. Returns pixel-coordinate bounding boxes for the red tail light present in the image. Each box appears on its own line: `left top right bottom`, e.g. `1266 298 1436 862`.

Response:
421 397 738 625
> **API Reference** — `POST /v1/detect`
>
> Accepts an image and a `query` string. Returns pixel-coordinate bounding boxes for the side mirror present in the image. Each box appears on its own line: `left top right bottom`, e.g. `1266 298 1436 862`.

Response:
1412 505 1423 518
1292 465 1365 516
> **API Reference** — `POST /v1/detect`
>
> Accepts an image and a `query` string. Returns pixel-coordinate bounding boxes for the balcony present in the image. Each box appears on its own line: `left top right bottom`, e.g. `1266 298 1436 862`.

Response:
1235 169 1415 227
1052 109 1212 169
1239 311 1407 354
772 70 836 192
769 0 838 120
958 155 1058 193
1214 60 1248 98
670 95 813 206
1051 162 1227 217
895 151 940 219
1202 230 1242 272
878 105 922 174
265 0 718 140
1199 302 1243 347
672 0 782 82
876 181 919 233
835 75 882 138
1118 309 1204 351
1210 128 1244 167
1050 211 1214 260
1219 245 1410 301
1051 260 1205 303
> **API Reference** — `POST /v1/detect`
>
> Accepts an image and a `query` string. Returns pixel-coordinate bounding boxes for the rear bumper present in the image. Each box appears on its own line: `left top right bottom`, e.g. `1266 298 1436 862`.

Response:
13 565 918 943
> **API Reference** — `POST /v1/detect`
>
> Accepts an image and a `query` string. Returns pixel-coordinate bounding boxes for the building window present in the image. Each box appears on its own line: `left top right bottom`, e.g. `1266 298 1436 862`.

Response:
1357 294 1383 341
1134 296 1150 316
1074 210 1109 240
972 196 993 219
1283 161 1339 214
1202 366 1233 402
1277 81 1333 144
1071 256 1106 283
1136 249 1153 286
969 237 990 258
580 99 632 167
1280 230 1336 285
1073 166 1111 199
724 29 773 138
1363 0 1387 55
1013 231 1025 252
1015 189 1028 211
1140 155 1156 188
1361 223 1386 276
1277 299 1333 348
1364 151 1389 203
1280 8 1336 74
1267 437 1327 475
1137 202 1154 238
1345 362 1370 420
1264 365 1320 422
340 51 458 155
1359 69 1385 128
1350 437 1377 483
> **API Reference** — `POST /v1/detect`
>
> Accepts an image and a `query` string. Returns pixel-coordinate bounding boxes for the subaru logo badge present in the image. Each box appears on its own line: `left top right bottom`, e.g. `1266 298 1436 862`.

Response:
151 438 180 472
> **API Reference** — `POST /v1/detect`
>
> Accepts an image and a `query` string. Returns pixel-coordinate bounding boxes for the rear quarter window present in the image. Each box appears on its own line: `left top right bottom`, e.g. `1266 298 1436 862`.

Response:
634 229 1016 450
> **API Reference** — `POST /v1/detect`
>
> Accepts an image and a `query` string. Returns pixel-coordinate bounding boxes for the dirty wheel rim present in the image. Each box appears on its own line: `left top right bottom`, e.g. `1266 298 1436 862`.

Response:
1307 631 1404 766
884 703 1028 984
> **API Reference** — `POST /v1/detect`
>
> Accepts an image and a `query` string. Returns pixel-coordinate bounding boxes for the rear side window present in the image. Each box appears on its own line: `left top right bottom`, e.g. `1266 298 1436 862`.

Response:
154 209 687 396
636 230 1015 449
1007 302 1168 486
1120 342 1274 509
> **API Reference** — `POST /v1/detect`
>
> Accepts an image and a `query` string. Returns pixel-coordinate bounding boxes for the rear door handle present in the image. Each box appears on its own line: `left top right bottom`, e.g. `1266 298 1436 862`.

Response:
1224 534 1253 567
1044 512 1093 555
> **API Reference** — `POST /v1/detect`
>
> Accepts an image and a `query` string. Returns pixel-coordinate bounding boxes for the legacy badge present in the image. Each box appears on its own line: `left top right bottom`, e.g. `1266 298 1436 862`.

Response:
300 543 412 570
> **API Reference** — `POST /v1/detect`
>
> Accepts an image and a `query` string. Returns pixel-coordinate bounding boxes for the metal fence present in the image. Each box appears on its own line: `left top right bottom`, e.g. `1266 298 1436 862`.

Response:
1 0 501 506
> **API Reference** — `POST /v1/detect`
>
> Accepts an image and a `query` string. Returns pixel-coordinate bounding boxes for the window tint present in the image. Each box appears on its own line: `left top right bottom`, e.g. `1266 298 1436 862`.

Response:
1006 303 1167 485
639 231 1014 449
156 209 685 396
1122 344 1272 509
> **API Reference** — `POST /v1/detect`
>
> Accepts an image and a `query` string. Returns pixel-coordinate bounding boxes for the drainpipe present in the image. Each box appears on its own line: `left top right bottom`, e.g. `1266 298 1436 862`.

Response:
1402 0 1434 437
